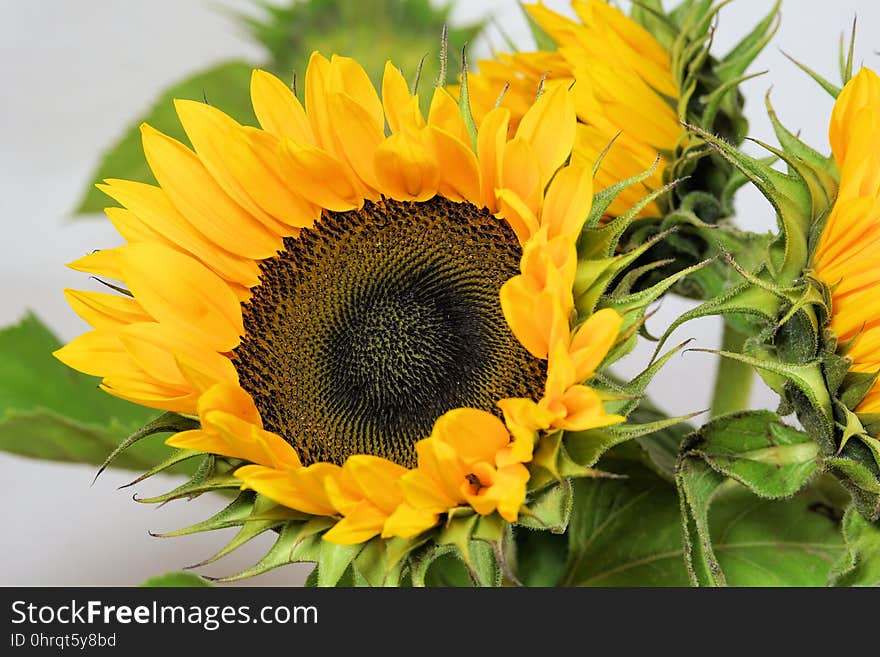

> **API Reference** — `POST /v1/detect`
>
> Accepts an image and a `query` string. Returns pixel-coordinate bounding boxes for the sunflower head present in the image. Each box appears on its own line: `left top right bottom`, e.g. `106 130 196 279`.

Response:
53 45 691 584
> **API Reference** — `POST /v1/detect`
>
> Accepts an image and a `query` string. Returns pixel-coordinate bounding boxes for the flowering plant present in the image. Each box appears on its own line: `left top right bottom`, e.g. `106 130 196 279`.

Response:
4 0 879 587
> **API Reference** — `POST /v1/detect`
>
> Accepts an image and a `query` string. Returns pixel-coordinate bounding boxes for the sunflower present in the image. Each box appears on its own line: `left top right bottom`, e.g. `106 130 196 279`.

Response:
55 52 624 546
812 67 880 419
466 0 679 217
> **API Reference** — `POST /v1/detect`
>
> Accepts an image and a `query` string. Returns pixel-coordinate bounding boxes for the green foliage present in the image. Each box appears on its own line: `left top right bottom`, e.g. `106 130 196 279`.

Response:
139 572 213 587
0 313 180 471
829 507 880 586
560 464 843 587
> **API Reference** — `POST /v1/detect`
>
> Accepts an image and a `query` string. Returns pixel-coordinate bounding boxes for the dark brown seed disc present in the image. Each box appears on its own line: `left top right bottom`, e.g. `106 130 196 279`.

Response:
232 197 546 468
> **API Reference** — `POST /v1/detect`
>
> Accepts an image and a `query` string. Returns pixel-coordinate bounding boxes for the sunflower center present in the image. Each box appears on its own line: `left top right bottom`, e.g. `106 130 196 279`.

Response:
233 197 546 468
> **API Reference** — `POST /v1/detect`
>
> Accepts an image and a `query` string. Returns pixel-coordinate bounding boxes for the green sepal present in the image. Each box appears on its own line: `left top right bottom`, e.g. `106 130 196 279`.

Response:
714 1 780 83
95 412 199 482
828 439 880 522
695 348 834 434
408 512 503 587
529 430 618 490
212 520 327 583
781 51 841 99
575 226 680 316
680 411 820 498
601 256 715 331
151 491 261 539
651 280 780 361
584 159 662 231
133 458 240 505
517 479 573 534
316 541 361 587
828 506 880 586
687 124 814 283
840 370 880 411
349 536 429 587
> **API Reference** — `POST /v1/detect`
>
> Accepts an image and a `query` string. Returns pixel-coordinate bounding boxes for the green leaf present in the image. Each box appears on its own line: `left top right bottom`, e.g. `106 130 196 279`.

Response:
0 313 174 471
707 488 844 586
828 507 880 586
563 464 844 586
139 572 213 587
562 467 690 586
514 529 567 586
683 411 820 498
74 61 257 215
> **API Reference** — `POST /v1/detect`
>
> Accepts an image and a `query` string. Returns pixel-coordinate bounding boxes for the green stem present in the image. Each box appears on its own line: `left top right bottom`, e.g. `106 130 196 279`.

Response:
710 323 754 418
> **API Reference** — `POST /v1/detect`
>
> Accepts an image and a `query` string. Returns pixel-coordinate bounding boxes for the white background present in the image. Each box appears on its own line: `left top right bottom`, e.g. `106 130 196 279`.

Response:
1 0 878 586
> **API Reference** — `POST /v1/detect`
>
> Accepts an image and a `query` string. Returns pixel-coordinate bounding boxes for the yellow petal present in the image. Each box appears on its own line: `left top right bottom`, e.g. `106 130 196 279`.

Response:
53 330 129 378
63 289 151 330
381 503 439 539
500 276 567 359
327 91 384 191
568 308 622 382
116 243 243 352
174 99 288 235
67 249 124 282
542 164 593 238
830 68 880 163
477 107 511 210
201 410 301 470
554 384 625 432
279 139 362 211
427 87 470 146
413 435 468 503
496 189 540 245
322 500 387 545
373 129 440 202
140 123 282 259
515 84 576 186
99 375 196 414
235 463 339 516
250 68 315 144
304 51 335 151
382 61 424 133
430 408 510 465
222 127 320 228
97 179 261 288
429 126 481 204
500 137 541 214
328 55 384 133
342 455 407 514
398 468 459 512
117 322 236 388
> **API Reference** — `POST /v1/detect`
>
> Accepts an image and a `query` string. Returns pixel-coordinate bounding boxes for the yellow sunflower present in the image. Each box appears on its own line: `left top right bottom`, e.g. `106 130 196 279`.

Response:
55 52 624 546
467 0 679 217
812 67 880 419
